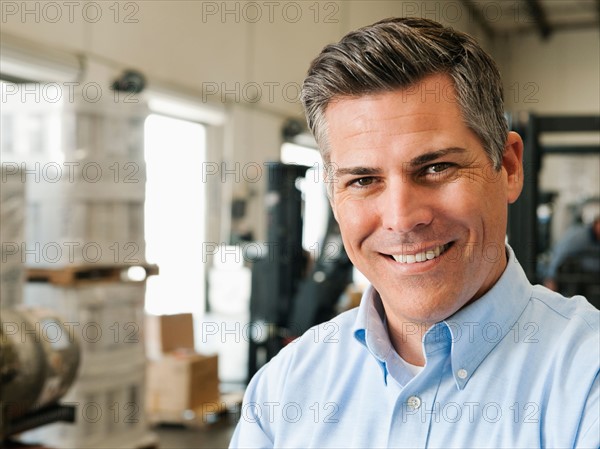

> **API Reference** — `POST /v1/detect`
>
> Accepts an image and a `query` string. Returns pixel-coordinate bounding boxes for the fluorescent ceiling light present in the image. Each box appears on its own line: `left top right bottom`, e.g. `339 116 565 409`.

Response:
146 85 225 126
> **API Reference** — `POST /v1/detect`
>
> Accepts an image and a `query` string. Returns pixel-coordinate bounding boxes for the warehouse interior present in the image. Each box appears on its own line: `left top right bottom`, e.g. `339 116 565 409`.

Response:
0 0 599 448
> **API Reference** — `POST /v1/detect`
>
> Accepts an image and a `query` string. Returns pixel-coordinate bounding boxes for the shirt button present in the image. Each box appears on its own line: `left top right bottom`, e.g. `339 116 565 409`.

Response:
407 395 421 410
457 368 468 379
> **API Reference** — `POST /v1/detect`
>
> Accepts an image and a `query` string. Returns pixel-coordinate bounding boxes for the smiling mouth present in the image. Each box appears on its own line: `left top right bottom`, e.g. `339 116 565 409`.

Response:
390 243 451 264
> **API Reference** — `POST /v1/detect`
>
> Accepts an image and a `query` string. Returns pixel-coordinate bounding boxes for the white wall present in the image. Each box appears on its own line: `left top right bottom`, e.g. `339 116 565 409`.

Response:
2 1 596 241
0 0 485 241
500 29 600 114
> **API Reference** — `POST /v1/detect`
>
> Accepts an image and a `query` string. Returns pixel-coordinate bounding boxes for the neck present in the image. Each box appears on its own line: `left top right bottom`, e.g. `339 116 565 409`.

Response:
386 319 431 366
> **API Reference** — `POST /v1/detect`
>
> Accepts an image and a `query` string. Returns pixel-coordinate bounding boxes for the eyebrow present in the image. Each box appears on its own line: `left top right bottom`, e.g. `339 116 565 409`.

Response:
335 166 381 177
407 147 467 168
334 147 467 176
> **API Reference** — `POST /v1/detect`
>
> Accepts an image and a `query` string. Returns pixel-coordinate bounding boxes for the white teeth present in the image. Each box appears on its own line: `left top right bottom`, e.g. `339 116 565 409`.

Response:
392 244 448 264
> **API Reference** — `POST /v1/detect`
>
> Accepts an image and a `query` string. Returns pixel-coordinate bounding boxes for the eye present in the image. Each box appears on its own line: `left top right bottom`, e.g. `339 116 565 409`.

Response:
424 162 453 174
349 177 376 187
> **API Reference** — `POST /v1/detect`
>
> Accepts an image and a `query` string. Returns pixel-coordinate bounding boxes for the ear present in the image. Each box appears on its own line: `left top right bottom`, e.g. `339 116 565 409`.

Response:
502 131 524 204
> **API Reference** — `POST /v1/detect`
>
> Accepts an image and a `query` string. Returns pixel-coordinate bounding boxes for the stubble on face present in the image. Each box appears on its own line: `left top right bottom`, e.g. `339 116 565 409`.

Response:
325 74 517 332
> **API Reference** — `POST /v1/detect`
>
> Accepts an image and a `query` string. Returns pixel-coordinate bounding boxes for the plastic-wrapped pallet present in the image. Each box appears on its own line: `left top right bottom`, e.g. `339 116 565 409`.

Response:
20 357 155 449
21 281 154 448
1 85 146 163
23 282 147 377
24 198 146 267
1 85 148 268
5 84 156 447
1 164 25 307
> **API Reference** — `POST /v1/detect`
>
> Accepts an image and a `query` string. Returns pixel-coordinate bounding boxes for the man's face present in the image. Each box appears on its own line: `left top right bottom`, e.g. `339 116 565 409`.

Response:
326 74 523 325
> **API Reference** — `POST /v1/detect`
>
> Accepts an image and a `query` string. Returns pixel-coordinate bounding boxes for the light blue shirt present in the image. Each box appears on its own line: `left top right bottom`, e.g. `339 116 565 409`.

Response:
230 248 600 448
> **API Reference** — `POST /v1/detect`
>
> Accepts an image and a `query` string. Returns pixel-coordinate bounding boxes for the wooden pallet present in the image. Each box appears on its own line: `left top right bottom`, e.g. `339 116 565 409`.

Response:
148 392 244 429
132 432 160 449
26 264 159 286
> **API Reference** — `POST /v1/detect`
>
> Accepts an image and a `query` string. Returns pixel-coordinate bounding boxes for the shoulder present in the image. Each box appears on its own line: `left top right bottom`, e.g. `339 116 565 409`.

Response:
232 308 372 445
244 307 364 399
269 307 361 373
523 286 599 383
529 284 599 333
522 288 599 445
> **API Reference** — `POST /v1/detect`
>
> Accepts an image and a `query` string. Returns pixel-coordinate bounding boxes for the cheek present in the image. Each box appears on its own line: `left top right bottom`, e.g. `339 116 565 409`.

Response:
436 182 478 215
438 182 495 229
334 199 377 246
338 207 368 237
445 179 507 236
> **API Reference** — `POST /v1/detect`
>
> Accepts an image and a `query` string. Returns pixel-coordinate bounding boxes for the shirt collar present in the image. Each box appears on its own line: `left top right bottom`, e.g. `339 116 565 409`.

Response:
443 245 532 389
353 284 392 384
353 245 533 388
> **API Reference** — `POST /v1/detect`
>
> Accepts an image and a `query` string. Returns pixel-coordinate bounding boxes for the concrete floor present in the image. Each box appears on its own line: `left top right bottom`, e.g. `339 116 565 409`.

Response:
153 418 237 449
151 383 244 448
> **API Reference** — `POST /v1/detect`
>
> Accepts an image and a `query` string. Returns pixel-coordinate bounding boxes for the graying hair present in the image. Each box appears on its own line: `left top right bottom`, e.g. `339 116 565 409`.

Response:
301 17 508 170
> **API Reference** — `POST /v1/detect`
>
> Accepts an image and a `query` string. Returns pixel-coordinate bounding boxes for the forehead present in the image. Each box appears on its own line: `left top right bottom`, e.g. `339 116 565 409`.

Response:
324 74 478 164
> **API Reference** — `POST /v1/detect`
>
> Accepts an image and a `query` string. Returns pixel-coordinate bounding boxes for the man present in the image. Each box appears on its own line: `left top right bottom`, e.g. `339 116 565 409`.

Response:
230 18 599 448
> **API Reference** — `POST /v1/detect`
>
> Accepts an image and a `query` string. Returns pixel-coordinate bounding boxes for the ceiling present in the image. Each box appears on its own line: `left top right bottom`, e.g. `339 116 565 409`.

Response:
460 0 600 39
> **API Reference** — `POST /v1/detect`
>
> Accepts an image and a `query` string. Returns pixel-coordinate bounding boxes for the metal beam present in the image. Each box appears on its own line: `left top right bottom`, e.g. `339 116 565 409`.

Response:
536 115 600 133
511 20 600 35
542 145 600 155
524 0 553 39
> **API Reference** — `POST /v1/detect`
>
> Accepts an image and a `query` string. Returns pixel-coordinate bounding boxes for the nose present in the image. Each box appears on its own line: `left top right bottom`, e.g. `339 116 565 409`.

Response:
379 179 433 233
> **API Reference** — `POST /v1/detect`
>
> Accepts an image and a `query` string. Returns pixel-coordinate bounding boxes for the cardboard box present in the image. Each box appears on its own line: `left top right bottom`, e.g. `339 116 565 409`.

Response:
145 313 194 359
147 353 220 412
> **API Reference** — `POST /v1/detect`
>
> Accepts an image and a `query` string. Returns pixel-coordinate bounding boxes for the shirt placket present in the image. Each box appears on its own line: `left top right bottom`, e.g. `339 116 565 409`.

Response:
387 329 452 448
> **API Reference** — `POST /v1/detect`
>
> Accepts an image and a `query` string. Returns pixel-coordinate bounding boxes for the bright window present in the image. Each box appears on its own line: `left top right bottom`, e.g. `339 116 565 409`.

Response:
144 114 206 315
281 142 329 252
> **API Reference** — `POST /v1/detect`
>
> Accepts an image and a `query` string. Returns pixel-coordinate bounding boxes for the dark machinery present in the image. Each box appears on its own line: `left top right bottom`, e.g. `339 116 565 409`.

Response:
248 162 310 379
0 307 80 441
247 163 354 380
508 113 600 306
555 251 600 307
289 212 353 336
